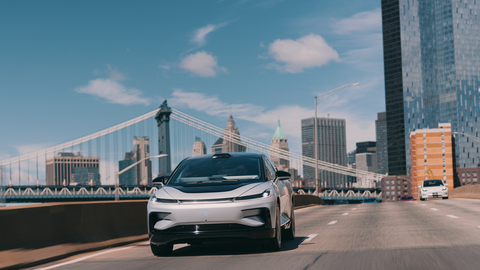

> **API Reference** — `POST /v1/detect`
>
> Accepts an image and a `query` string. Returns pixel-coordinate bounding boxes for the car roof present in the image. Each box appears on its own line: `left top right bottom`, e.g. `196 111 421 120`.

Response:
185 152 265 160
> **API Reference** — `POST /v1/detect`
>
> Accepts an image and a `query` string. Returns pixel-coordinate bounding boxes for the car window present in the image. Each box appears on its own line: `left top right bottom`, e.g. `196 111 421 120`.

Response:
167 157 264 186
423 180 444 187
263 157 276 180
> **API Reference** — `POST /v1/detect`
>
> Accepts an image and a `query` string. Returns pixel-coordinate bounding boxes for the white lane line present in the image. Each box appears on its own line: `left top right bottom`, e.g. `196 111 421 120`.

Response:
303 234 318 243
447 215 459 219
352 208 357 210
35 246 133 270
431 208 438 211
328 220 337 225
477 226 480 228
421 204 426 206
343 213 349 215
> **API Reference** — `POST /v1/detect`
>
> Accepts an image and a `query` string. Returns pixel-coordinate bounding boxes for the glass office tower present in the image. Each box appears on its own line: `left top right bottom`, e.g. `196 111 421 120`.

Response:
382 0 480 175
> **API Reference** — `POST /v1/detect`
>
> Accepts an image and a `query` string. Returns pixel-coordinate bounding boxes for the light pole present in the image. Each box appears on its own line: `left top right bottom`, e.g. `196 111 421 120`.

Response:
314 83 359 194
115 154 168 201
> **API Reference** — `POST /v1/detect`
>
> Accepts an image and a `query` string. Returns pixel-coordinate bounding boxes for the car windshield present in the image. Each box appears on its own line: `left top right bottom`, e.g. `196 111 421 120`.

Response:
423 180 444 187
167 156 264 186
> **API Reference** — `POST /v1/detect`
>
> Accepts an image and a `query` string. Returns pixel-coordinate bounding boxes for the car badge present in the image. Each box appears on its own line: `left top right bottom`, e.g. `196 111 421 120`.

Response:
202 210 210 217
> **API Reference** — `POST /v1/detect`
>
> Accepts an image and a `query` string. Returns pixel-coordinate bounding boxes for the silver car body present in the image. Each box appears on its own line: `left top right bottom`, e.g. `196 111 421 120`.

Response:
147 153 294 247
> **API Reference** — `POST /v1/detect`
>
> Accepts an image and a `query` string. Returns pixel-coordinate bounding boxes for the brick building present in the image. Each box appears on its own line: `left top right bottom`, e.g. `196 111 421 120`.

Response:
410 123 454 200
381 176 412 202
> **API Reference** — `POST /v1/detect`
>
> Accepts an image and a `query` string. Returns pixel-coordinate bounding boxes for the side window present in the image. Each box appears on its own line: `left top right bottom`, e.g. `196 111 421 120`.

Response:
263 157 276 180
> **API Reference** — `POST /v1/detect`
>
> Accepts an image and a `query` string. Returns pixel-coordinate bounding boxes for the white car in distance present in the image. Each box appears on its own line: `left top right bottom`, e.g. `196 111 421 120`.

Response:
419 179 448 201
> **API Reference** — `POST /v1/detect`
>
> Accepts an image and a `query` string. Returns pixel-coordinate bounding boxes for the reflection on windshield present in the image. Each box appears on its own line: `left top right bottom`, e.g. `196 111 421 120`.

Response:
167 157 263 186
423 180 444 187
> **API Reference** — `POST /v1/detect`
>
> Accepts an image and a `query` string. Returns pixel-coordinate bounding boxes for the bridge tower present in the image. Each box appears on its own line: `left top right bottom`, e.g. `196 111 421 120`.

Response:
155 100 172 176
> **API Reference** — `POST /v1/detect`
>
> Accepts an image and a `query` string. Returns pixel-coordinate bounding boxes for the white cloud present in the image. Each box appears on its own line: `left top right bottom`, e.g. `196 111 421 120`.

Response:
191 23 226 45
179 51 226 77
16 143 51 155
170 90 376 152
331 8 381 35
75 68 151 106
267 34 340 73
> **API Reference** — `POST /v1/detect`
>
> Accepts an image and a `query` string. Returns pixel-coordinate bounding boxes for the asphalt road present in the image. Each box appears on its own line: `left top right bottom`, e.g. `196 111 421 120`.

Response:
29 199 480 270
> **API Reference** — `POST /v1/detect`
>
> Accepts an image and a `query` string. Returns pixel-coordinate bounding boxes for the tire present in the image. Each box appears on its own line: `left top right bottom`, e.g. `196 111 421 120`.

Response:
443 197 448 200
264 203 281 251
420 198 425 201
150 242 173 256
283 202 295 241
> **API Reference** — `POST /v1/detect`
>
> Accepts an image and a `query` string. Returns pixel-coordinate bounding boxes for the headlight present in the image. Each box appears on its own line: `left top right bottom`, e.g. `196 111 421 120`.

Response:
442 188 447 191
422 189 427 192
236 189 272 201
150 194 177 203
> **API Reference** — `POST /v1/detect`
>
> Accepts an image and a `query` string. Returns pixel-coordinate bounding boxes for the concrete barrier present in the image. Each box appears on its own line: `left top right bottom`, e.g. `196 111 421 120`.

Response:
0 201 148 269
294 194 325 208
0 195 322 269
449 185 480 199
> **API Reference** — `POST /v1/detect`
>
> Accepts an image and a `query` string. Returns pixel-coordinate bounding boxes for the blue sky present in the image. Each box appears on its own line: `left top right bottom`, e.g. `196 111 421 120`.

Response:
0 0 384 161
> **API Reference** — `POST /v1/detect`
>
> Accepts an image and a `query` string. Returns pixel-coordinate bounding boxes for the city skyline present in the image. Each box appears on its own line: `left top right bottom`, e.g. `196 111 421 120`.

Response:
0 0 385 163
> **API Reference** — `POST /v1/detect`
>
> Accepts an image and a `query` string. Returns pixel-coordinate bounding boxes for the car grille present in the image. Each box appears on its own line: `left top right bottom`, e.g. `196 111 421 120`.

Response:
163 223 257 233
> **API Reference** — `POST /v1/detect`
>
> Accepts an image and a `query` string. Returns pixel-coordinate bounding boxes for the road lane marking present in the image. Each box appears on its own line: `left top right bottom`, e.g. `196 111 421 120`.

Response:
447 215 458 219
431 208 438 211
35 246 133 270
421 204 426 206
328 220 337 225
352 208 356 210
343 213 349 215
303 234 318 242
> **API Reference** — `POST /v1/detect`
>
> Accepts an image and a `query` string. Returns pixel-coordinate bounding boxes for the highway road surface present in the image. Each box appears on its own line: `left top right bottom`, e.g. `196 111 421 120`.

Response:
30 199 480 270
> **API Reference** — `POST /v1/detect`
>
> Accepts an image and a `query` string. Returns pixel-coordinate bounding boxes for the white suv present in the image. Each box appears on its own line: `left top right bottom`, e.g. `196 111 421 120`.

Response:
419 179 448 201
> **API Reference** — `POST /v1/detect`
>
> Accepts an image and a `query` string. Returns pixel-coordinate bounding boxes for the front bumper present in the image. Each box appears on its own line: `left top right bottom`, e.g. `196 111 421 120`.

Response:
150 224 275 245
420 191 448 199
147 196 277 245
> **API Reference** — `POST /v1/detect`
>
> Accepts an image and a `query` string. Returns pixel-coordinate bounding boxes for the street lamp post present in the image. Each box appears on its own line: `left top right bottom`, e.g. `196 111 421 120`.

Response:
314 83 359 194
114 154 168 201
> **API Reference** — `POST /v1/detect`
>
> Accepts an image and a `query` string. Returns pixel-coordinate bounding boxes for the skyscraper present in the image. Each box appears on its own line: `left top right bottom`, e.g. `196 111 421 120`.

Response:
382 0 480 175
118 151 136 186
301 117 347 188
192 137 207 156
376 112 388 174
270 119 290 169
134 137 152 185
211 115 246 154
46 152 99 186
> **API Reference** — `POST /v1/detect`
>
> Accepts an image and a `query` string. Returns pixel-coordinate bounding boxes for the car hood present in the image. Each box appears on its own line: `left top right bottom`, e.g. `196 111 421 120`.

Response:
156 182 272 201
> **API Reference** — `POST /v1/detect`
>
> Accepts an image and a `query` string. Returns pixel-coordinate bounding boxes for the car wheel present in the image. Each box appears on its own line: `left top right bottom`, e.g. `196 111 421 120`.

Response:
420 198 425 201
150 242 173 256
443 197 448 200
265 203 281 251
283 202 295 241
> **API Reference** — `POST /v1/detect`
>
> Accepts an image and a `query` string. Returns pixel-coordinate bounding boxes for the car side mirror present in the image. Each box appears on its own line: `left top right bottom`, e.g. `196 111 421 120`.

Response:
152 175 168 186
276 170 291 181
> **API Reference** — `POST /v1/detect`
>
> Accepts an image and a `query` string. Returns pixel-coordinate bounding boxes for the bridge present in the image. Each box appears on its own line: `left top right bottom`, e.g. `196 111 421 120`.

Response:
0 101 385 202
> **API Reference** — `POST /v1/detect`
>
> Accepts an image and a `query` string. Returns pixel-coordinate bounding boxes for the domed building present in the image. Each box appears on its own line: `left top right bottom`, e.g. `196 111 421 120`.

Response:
270 119 290 169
